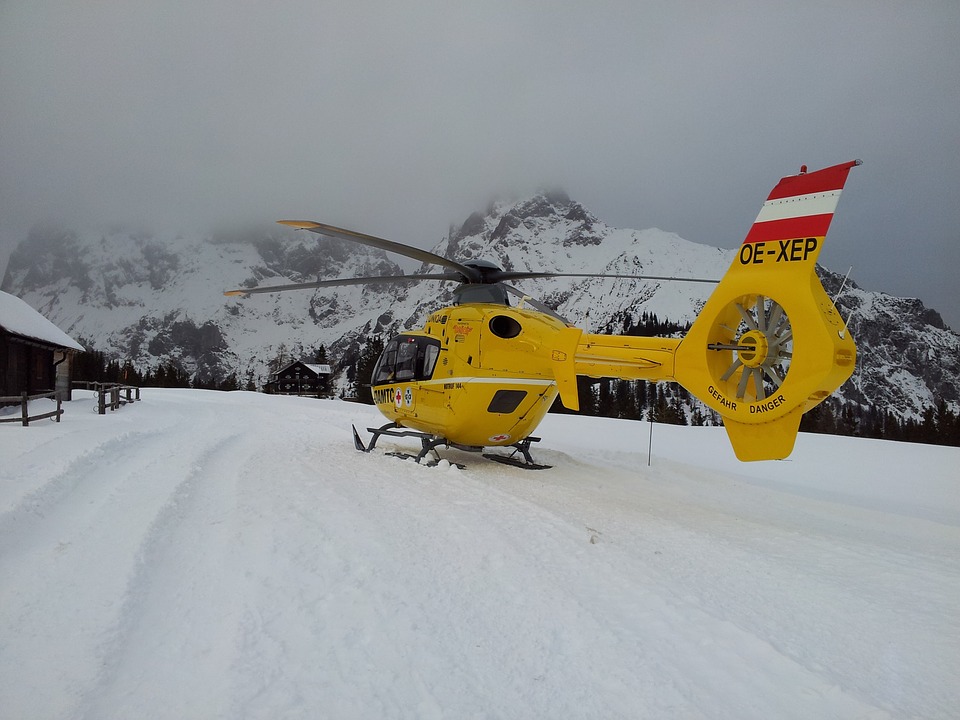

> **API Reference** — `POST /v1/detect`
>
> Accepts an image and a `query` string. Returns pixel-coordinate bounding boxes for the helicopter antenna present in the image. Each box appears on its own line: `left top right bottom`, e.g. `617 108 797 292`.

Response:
832 266 854 338
832 266 853 304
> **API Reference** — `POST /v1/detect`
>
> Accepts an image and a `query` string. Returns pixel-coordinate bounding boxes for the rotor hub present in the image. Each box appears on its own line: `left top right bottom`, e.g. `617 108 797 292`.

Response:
706 294 793 403
737 330 769 368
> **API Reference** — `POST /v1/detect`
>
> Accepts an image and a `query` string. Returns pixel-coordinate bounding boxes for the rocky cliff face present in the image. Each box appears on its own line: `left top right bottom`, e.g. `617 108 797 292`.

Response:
825 271 960 416
3 195 958 420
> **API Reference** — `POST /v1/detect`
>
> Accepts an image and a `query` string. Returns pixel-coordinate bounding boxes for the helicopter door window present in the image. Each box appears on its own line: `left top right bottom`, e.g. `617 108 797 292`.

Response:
421 344 440 379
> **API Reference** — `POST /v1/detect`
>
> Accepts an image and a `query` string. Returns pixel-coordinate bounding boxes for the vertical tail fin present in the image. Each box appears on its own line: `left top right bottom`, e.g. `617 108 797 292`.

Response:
675 161 861 461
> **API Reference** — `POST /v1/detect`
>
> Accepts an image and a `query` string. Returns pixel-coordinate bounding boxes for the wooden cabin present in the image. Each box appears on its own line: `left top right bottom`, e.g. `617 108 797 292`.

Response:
0 291 84 400
265 360 332 397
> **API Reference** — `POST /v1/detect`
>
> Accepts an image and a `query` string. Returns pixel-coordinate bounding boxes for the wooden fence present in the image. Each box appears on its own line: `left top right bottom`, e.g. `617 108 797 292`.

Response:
72 382 141 414
0 391 64 426
1 383 143 426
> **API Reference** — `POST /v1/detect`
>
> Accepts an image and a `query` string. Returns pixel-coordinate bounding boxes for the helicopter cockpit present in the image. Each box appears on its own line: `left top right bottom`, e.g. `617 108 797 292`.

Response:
371 335 442 385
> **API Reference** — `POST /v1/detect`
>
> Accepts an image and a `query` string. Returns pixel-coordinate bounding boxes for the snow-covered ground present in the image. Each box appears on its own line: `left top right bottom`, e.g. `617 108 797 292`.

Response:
1 390 958 719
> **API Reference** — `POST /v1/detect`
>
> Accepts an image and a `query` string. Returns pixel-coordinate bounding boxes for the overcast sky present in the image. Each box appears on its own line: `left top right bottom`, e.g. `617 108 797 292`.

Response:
2 1 958 327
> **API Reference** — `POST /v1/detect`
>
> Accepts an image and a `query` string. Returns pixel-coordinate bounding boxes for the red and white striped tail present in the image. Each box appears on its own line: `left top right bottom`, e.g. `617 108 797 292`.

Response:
743 160 861 246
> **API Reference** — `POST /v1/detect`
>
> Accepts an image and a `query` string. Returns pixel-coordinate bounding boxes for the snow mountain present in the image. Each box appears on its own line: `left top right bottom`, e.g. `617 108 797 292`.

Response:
3 193 958 420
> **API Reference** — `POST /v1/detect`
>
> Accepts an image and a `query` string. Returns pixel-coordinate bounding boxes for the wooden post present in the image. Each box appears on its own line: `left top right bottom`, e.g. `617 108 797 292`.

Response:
21 391 29 427
98 385 106 415
56 391 62 422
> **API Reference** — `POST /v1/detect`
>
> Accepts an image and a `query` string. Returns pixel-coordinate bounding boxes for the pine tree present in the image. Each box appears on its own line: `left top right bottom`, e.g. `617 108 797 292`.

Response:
615 380 636 419
920 405 937 443
935 400 960 446
598 379 616 418
313 345 332 397
354 337 384 404
690 405 706 426
269 344 288 374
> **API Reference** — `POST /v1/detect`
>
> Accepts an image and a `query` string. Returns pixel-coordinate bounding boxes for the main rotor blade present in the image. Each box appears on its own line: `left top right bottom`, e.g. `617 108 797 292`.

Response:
224 273 458 297
490 271 720 284
278 220 482 283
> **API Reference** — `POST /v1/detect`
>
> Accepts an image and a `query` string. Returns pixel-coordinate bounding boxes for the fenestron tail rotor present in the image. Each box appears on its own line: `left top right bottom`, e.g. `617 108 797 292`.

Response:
708 295 793 402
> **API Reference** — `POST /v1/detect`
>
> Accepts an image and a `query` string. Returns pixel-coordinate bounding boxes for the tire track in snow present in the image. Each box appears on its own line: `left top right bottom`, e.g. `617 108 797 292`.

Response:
0 428 168 720
73 427 258 720
0 406 246 720
0 428 152 536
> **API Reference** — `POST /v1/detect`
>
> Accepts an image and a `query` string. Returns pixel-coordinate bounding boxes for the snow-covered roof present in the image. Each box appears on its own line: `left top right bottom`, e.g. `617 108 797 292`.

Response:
303 363 332 375
0 290 84 351
273 360 332 377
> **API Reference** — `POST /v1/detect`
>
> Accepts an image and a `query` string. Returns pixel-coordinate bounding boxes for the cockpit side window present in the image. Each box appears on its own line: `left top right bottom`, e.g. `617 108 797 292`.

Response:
371 340 399 385
371 336 442 386
394 340 418 380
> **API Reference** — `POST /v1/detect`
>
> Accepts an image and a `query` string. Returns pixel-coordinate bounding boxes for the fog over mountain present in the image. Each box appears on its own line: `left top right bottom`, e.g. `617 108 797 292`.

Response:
1 3 959 328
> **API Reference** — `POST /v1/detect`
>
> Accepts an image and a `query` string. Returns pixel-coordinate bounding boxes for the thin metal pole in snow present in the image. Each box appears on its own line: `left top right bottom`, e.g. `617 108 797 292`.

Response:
647 417 653 466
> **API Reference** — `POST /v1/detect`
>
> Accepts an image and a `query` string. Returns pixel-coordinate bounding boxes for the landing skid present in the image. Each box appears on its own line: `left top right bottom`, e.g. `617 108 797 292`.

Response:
481 451 551 471
352 422 551 469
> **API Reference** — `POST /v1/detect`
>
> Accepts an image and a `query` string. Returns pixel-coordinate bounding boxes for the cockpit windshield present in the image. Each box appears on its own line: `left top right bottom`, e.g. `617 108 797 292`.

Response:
371 335 441 386
502 284 570 324
452 283 510 306
451 282 570 324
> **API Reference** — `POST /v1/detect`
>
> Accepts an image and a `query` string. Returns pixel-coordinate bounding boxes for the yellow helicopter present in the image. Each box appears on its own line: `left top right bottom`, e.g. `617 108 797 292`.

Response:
226 160 860 467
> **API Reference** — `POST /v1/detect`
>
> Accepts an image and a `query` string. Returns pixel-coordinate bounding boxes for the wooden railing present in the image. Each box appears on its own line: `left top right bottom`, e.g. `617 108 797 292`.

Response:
0 391 64 426
72 381 141 414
